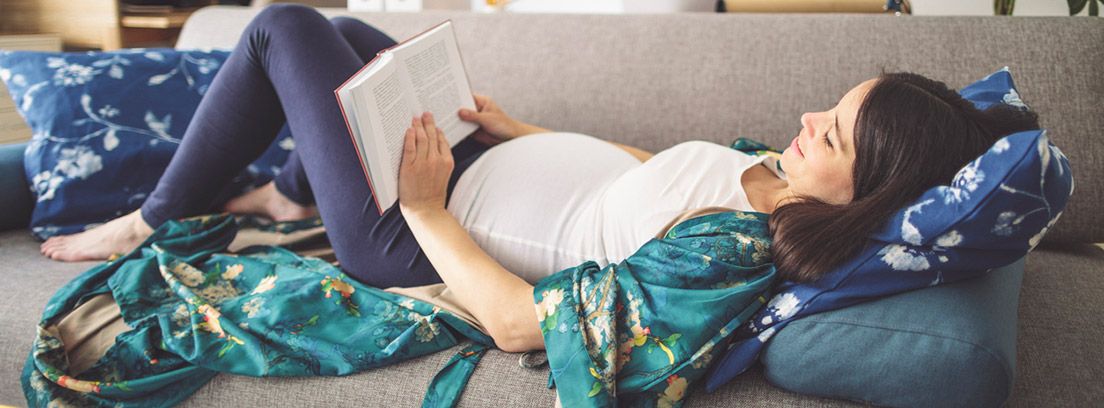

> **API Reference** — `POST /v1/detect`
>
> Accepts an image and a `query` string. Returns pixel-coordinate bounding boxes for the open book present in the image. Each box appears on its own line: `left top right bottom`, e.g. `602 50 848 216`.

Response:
335 20 479 215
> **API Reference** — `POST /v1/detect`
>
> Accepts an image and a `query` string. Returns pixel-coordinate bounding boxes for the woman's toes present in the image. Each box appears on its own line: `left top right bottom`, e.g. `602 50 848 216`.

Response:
41 238 59 254
44 244 59 259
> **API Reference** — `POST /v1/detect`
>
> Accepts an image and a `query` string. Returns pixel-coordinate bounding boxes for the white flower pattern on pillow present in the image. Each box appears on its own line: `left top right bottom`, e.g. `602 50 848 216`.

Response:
54 145 103 179
766 292 801 320
934 230 962 247
878 244 931 271
1003 88 1027 108
31 171 63 202
48 58 98 87
901 199 934 245
938 159 986 205
991 211 1019 236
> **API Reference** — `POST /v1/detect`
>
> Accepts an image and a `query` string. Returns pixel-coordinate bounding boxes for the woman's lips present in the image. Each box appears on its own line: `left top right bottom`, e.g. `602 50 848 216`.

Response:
790 135 804 158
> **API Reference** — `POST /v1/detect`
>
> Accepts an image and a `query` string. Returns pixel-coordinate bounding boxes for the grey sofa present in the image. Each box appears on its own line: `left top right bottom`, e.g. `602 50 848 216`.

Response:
2 6 1102 407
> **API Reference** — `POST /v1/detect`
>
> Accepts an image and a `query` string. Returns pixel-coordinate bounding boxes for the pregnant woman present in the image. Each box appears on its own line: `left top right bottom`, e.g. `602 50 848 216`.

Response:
39 5 1038 353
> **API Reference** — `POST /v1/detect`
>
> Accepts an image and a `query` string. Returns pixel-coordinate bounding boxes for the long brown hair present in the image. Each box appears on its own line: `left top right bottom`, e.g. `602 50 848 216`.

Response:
769 72 1040 283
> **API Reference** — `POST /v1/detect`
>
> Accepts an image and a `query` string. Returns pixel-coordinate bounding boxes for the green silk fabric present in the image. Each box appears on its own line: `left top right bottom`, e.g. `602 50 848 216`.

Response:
23 214 493 407
534 211 776 407
23 207 775 407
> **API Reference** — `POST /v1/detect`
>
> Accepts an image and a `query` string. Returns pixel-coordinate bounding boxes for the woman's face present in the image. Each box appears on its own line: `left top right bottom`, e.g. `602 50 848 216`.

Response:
780 78 877 205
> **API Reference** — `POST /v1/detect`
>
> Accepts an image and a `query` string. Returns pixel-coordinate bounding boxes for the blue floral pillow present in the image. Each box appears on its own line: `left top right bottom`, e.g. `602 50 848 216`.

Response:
704 67 1074 391
0 49 293 239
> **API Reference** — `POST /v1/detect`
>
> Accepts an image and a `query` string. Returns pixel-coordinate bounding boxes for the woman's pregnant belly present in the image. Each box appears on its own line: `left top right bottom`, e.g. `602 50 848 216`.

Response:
445 132 641 284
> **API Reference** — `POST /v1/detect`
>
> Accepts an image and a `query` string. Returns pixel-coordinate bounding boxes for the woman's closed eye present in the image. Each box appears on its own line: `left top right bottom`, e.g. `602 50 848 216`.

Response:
822 130 833 148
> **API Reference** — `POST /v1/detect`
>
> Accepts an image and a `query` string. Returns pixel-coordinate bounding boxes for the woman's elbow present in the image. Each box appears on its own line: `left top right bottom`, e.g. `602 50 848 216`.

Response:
491 332 528 353
492 328 543 353
488 307 545 353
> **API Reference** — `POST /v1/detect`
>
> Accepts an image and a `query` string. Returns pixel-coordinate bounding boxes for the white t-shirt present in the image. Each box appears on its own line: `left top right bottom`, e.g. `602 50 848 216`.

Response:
445 132 772 284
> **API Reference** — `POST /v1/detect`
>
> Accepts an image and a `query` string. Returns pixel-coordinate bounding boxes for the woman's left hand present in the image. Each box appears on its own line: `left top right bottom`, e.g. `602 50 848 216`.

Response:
398 111 454 216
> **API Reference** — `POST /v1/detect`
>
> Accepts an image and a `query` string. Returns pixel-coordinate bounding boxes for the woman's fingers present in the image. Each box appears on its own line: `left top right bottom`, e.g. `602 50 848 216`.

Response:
423 112 439 157
403 127 416 164
413 115 428 160
436 126 450 157
472 93 487 110
410 112 453 162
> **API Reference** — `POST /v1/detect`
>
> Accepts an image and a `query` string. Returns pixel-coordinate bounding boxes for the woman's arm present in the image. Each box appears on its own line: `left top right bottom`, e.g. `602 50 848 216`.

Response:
403 209 545 352
398 111 544 353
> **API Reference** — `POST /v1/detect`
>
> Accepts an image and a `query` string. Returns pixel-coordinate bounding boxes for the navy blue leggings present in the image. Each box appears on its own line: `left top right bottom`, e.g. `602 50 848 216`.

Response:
141 4 489 288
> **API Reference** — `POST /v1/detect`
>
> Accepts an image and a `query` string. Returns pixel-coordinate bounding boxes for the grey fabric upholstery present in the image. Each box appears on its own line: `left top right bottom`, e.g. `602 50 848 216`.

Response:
2 6 1102 407
177 6 1104 244
4 229 1102 406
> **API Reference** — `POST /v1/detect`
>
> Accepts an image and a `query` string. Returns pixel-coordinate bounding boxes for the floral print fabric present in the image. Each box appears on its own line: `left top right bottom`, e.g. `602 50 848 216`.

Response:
703 68 1076 392
534 211 776 407
22 214 494 407
21 209 777 408
0 49 293 239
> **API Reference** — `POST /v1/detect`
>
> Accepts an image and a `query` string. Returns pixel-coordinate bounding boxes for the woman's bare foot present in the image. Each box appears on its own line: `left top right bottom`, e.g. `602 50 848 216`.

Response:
222 181 317 222
40 209 154 262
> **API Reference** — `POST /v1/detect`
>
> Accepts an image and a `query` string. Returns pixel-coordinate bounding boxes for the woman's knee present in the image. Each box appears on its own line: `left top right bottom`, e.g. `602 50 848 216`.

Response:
326 15 397 53
328 16 365 34
247 4 329 37
241 4 335 60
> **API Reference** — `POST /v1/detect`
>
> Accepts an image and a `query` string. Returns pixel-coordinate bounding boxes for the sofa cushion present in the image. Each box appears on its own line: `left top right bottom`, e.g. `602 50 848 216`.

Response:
762 257 1024 407
705 68 1074 408
0 48 293 240
0 142 32 232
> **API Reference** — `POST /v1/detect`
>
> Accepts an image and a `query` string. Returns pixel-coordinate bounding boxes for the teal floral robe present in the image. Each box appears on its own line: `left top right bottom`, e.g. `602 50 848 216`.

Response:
22 214 494 407
23 209 775 407
534 211 775 407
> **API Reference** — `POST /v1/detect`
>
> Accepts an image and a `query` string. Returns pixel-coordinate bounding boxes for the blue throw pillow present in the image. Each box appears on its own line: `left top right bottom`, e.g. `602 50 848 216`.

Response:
704 67 1074 400
0 49 293 239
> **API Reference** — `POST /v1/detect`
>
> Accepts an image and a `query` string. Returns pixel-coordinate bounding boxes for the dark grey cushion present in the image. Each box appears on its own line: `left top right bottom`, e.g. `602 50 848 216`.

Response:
0 142 31 232
763 258 1025 407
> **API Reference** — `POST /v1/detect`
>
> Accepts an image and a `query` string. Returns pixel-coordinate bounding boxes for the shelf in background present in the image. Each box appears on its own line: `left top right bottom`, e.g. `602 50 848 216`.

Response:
0 33 62 144
0 0 215 50
120 8 202 29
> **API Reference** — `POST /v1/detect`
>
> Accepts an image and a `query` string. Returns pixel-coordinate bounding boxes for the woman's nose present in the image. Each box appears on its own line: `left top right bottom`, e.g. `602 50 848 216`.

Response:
800 112 817 133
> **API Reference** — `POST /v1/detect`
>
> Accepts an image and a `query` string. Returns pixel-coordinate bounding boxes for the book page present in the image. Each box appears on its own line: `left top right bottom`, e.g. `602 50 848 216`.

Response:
334 20 479 215
391 22 479 147
356 60 416 208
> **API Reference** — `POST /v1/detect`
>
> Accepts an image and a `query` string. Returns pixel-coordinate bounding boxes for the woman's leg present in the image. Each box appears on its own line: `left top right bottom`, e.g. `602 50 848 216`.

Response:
45 5 490 289
220 123 319 221
271 129 314 206
261 15 397 209
257 16 487 211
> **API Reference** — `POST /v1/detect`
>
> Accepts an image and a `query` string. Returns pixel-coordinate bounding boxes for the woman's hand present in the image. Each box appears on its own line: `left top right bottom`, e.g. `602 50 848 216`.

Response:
398 112 454 217
458 93 527 147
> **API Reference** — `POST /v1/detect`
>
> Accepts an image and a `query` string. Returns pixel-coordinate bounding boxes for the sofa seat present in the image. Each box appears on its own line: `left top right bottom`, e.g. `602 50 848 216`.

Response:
3 5 1103 407
3 228 1101 406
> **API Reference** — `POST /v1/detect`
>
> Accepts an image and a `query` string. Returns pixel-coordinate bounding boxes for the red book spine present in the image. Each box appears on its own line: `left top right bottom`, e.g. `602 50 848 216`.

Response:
334 68 386 216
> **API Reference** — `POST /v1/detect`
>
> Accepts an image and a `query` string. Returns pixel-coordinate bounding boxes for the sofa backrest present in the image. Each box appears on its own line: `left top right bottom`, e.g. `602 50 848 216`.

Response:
178 6 1104 244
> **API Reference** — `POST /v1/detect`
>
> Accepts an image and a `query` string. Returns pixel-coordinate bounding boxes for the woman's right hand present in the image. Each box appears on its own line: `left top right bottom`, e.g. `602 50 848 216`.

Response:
458 93 526 147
